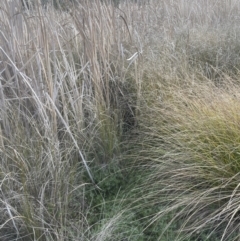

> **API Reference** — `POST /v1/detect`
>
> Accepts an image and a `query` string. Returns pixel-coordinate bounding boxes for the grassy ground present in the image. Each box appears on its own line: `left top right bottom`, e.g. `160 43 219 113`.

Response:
1 0 240 240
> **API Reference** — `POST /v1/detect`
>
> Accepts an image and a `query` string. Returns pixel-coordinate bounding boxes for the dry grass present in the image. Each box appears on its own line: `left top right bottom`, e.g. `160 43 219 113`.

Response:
1 0 240 240
0 0 132 240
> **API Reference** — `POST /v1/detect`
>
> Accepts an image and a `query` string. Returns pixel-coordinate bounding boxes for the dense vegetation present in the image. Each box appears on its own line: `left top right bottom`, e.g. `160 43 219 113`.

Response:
1 0 240 240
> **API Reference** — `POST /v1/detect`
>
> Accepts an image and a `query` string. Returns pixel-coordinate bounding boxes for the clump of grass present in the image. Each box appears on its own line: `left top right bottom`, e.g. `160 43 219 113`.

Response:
139 80 240 241
0 0 142 239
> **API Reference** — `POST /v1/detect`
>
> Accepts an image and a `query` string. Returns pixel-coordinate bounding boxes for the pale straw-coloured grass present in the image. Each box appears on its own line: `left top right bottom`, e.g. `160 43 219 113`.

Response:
1 0 240 240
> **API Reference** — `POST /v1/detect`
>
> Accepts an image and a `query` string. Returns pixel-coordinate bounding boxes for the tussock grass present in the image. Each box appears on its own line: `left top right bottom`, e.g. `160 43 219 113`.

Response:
138 80 240 240
1 0 240 240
